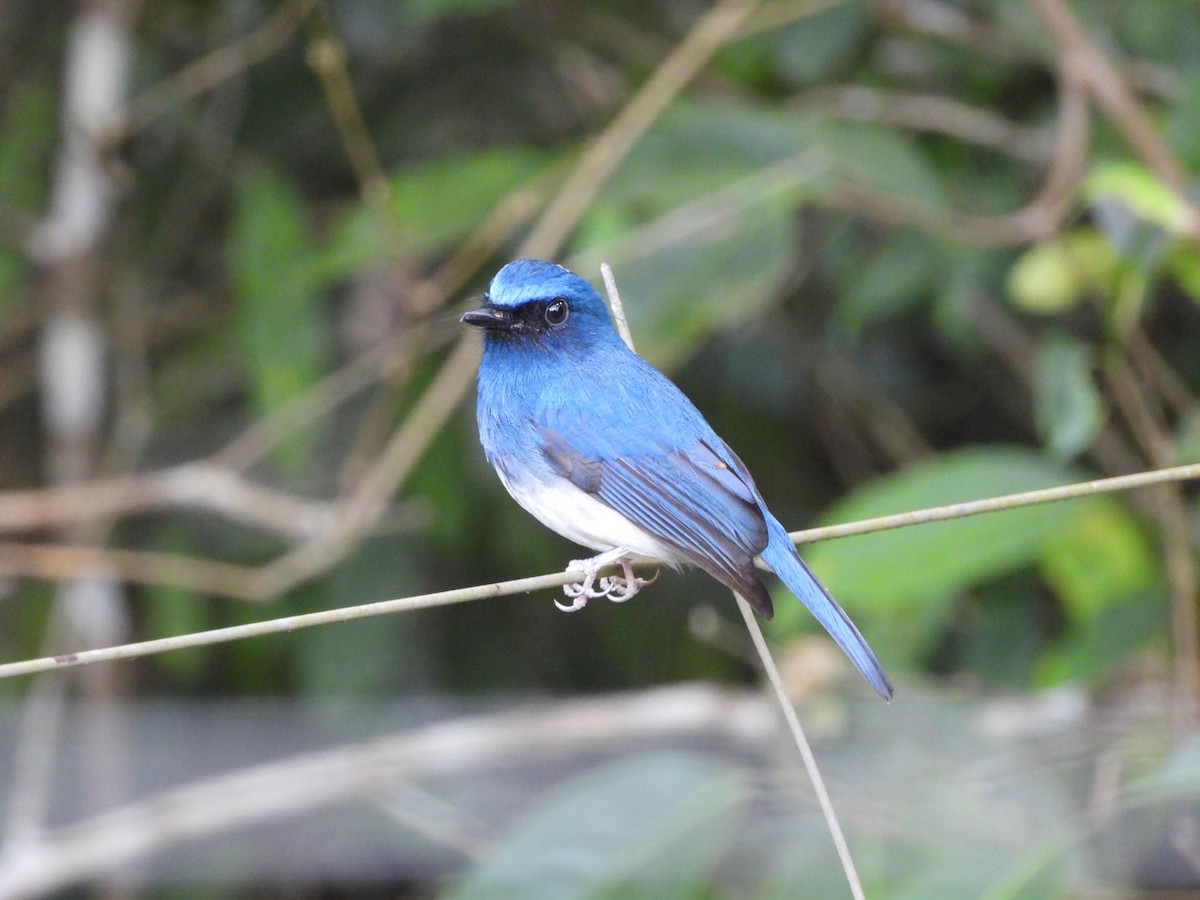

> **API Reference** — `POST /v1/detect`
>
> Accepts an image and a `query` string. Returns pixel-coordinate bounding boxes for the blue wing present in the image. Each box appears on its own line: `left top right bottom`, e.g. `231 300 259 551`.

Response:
531 363 892 698
537 417 775 616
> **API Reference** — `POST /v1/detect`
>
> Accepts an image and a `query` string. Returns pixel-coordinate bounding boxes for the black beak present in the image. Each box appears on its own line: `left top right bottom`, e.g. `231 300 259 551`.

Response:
460 305 513 330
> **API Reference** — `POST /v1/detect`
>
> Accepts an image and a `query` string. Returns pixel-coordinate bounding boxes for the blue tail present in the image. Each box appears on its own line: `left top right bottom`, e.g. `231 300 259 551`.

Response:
761 516 893 700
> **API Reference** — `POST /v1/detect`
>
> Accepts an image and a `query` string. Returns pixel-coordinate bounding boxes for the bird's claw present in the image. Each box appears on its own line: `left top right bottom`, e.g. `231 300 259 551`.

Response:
554 593 590 612
599 561 659 602
557 552 657 611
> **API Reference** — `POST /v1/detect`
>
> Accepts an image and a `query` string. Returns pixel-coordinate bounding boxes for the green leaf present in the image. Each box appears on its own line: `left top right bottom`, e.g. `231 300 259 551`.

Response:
1007 241 1084 314
767 0 868 86
600 103 820 213
448 752 747 900
1036 498 1163 684
1166 73 1200 170
1006 229 1118 314
824 121 946 208
785 447 1088 663
1166 242 1200 307
575 105 816 367
1084 160 1192 236
230 165 326 461
572 198 796 369
1041 498 1158 624
1033 333 1104 460
327 147 550 270
0 81 55 315
833 231 936 334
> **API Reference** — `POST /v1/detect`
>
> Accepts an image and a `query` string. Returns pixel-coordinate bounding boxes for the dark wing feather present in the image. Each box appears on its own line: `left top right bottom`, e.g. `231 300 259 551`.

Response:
541 430 603 492
538 426 774 615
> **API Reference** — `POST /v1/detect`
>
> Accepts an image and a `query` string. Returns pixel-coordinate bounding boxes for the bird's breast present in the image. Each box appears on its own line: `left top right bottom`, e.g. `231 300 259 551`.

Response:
497 466 680 564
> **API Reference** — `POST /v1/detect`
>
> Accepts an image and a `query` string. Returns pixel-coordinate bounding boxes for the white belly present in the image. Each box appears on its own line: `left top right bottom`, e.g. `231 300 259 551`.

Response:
500 470 680 564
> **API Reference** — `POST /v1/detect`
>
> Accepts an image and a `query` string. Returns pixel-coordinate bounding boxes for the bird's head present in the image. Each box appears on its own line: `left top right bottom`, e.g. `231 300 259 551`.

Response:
461 259 620 352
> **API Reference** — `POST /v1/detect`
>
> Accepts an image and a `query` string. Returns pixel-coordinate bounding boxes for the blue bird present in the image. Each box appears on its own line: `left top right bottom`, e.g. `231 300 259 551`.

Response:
462 259 892 700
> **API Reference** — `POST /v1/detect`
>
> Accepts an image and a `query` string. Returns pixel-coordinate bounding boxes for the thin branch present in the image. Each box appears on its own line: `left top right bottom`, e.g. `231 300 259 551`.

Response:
0 570 573 680
0 463 342 539
822 66 1090 246
117 0 315 139
521 0 761 257
600 263 634 348
247 336 482 598
735 596 866 900
784 462 1200 548
303 4 392 213
1025 0 1200 240
0 468 1195 667
795 84 1055 164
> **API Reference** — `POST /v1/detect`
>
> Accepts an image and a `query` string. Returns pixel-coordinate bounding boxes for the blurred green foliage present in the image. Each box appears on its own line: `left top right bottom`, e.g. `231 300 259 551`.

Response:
231 164 328 457
448 752 748 900
1 0 1199 894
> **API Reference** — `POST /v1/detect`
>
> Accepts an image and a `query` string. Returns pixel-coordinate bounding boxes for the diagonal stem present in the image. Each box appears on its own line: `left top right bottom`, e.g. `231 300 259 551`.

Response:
735 595 867 900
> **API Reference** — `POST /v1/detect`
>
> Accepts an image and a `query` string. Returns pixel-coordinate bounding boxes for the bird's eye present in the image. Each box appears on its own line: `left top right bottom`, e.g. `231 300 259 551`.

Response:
544 299 569 326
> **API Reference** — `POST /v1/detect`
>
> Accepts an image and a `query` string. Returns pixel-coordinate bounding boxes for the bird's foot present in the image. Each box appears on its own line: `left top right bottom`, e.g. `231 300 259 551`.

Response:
598 558 659 602
557 548 656 611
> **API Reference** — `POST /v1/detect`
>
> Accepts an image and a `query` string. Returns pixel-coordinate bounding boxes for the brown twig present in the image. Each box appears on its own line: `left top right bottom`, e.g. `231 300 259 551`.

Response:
0 463 340 539
1026 0 1200 240
875 0 1032 65
795 84 1055 165
823 66 1090 246
521 0 761 256
1104 352 1200 735
303 3 391 213
247 337 482 598
0 542 274 602
118 0 316 139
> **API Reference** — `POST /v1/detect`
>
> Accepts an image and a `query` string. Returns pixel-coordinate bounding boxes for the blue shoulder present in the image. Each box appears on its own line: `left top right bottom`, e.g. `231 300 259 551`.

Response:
537 351 721 458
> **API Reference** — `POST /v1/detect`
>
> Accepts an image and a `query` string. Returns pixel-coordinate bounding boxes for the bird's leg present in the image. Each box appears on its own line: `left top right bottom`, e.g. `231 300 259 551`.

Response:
558 548 657 611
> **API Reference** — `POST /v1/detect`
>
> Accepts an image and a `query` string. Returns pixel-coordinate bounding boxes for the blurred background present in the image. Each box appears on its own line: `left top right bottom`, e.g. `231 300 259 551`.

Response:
1 0 1199 896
